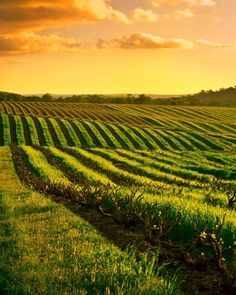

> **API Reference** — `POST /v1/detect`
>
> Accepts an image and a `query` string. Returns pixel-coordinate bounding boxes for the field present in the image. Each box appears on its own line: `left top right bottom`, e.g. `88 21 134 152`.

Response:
0 102 236 294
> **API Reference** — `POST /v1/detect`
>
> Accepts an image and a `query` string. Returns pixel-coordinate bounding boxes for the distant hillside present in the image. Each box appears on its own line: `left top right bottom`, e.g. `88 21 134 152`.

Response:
0 86 236 106
0 91 25 101
167 86 236 106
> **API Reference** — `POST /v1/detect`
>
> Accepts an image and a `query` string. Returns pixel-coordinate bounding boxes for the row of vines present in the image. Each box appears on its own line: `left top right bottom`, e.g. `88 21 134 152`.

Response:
0 114 234 151
11 145 236 274
1 102 236 137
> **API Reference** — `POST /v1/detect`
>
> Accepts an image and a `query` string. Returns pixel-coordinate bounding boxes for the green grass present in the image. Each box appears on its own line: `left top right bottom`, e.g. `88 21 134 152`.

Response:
93 121 122 148
0 147 181 295
92 148 191 187
37 117 54 146
21 146 69 184
14 115 26 145
1 114 11 145
59 147 236 245
44 147 112 185
82 121 109 148
116 149 214 183
24 116 40 146
72 121 95 147
60 119 81 147
67 147 166 188
1 103 236 292
48 118 68 146
0 107 235 151
107 124 135 149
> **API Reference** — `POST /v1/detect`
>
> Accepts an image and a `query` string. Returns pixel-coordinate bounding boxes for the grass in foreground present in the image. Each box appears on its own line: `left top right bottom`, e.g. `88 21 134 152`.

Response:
0 147 181 295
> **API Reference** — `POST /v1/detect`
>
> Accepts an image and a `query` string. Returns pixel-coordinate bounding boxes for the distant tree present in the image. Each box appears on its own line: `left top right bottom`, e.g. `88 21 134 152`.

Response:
41 93 53 102
135 94 151 104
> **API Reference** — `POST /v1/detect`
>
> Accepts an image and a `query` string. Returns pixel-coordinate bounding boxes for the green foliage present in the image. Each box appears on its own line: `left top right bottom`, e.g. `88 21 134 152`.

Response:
14 115 26 145
1 114 11 145
37 117 54 146
60 119 81 147
2 85 236 106
24 115 40 145
1 147 181 295
1 99 236 294
48 118 68 146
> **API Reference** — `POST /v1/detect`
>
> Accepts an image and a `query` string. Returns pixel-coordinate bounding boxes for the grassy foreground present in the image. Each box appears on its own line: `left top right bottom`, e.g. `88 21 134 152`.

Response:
0 147 180 295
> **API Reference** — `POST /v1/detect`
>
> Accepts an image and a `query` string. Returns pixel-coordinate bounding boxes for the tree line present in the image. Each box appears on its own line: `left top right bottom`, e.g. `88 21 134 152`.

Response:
1 86 236 106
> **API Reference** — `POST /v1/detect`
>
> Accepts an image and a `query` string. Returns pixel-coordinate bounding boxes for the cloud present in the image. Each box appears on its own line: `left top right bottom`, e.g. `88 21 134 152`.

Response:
109 9 132 25
97 32 194 49
148 0 216 7
197 39 236 48
0 33 86 56
0 32 193 56
133 8 159 22
2 33 235 56
0 0 131 34
0 57 29 64
171 8 195 19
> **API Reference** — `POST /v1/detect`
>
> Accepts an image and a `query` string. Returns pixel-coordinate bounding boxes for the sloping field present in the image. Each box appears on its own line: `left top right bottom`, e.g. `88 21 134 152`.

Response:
1 102 236 137
1 103 236 151
1 147 179 294
0 102 236 294
11 145 236 242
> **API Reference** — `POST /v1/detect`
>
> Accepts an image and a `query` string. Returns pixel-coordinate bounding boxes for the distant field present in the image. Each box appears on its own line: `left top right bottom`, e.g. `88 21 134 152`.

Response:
0 102 235 294
1 102 236 150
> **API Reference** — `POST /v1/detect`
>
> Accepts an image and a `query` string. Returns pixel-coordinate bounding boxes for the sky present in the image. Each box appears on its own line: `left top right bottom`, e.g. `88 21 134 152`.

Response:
0 0 236 95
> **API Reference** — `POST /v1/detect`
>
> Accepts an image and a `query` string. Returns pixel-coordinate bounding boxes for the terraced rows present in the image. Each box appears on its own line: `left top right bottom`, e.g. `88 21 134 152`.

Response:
0 102 151 127
2 146 180 295
1 102 236 136
105 105 236 135
13 145 236 247
2 100 235 292
0 114 235 151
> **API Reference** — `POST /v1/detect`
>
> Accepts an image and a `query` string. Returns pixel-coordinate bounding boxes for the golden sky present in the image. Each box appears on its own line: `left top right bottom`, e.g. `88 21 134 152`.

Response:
0 0 236 94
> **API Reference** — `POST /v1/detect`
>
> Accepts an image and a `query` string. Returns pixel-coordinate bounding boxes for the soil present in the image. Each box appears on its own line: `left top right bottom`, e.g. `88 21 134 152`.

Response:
54 195 236 295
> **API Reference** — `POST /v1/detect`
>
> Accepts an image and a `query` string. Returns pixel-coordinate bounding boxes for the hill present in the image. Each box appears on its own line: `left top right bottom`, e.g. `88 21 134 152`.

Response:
0 91 25 101
1 86 236 106
167 86 236 106
0 101 235 293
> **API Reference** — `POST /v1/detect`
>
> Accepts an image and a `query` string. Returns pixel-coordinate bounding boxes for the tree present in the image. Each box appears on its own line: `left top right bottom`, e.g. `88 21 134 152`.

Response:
41 93 53 102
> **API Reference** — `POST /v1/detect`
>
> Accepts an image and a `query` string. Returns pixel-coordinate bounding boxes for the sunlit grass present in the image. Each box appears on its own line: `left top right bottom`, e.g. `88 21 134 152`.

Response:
0 147 181 295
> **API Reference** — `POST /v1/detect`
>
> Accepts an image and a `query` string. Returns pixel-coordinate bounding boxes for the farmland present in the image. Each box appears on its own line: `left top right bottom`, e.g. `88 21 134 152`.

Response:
1 102 236 150
0 101 236 294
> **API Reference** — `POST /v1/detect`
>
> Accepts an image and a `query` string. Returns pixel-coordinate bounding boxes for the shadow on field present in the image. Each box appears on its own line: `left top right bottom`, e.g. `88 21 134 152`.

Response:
50 195 236 295
52 195 144 250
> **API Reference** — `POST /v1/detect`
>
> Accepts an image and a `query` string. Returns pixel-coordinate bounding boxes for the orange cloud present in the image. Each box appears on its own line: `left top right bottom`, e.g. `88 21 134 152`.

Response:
171 8 195 19
0 0 131 34
133 8 159 22
0 57 28 64
197 39 236 48
149 0 216 7
97 32 194 49
0 33 85 55
0 31 195 56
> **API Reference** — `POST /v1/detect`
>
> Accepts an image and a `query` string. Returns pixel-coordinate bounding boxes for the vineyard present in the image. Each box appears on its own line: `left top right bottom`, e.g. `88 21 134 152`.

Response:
0 102 236 294
1 102 236 150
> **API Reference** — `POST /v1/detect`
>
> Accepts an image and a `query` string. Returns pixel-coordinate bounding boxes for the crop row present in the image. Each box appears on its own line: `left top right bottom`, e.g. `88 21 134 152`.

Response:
0 102 150 127
1 146 182 295
109 105 236 136
11 145 236 249
1 102 236 137
113 105 236 122
0 114 232 151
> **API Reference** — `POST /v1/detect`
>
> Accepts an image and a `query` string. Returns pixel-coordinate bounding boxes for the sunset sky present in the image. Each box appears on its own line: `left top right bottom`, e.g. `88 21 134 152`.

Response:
0 0 236 95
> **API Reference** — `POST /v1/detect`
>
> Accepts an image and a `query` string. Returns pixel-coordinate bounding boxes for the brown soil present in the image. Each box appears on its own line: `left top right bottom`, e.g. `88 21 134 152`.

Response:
53 195 236 295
